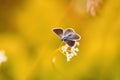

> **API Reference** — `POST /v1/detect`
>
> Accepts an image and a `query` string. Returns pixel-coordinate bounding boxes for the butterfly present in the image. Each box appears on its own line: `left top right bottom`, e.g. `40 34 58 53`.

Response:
52 28 81 47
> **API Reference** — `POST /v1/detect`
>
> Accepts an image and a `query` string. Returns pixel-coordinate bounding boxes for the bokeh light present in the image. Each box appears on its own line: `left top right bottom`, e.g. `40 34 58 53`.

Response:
0 0 120 80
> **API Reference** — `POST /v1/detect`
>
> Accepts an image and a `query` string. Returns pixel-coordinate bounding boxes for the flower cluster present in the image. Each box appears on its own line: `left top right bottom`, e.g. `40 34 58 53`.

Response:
0 50 7 64
61 41 79 62
87 0 101 16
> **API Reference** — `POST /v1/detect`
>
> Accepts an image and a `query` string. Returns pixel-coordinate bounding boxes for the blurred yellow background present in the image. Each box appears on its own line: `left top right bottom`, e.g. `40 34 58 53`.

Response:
0 0 120 80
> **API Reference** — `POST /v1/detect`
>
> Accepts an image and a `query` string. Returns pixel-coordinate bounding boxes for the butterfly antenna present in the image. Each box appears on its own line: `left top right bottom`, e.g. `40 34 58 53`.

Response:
58 41 64 49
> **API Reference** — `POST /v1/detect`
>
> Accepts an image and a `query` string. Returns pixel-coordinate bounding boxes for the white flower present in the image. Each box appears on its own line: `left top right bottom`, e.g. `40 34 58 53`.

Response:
66 52 71 62
61 44 69 53
61 41 80 62
0 50 7 64
76 42 79 46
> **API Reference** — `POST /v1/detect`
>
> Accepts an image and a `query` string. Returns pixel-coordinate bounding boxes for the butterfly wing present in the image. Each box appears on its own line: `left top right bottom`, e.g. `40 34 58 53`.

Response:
64 28 74 36
53 28 63 38
65 40 75 47
69 33 81 41
64 28 80 41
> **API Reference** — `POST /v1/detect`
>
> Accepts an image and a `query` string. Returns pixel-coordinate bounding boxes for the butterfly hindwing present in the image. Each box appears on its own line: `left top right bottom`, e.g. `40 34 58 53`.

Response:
53 28 63 38
65 40 75 47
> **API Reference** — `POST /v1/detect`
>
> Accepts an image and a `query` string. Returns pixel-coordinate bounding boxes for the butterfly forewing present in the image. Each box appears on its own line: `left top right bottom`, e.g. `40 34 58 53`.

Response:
65 40 75 47
69 33 81 40
53 28 63 38
64 28 74 36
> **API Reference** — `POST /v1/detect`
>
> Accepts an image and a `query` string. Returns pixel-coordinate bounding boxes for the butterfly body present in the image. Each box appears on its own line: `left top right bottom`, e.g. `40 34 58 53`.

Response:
53 28 80 47
62 33 73 41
